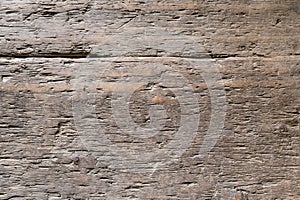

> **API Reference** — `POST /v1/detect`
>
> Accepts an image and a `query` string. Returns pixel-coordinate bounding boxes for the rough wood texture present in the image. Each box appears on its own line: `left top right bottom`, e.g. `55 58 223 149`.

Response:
0 0 299 199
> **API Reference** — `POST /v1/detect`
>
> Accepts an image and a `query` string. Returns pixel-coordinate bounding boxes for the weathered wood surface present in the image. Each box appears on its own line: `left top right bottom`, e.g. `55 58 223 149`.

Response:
0 0 299 199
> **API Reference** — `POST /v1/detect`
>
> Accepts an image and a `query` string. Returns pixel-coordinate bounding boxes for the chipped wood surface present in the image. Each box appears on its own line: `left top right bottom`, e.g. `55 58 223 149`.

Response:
0 0 299 199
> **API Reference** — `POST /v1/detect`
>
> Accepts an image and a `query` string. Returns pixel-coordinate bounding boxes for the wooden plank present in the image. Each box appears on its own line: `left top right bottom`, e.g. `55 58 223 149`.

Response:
0 0 299 199
0 0 299 57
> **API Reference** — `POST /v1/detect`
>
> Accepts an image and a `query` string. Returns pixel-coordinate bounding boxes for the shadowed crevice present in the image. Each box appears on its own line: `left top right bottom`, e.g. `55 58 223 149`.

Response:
0 52 90 59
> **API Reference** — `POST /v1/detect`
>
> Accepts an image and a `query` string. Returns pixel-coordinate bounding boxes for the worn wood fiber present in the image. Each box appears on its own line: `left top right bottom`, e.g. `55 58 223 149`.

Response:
0 0 299 199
